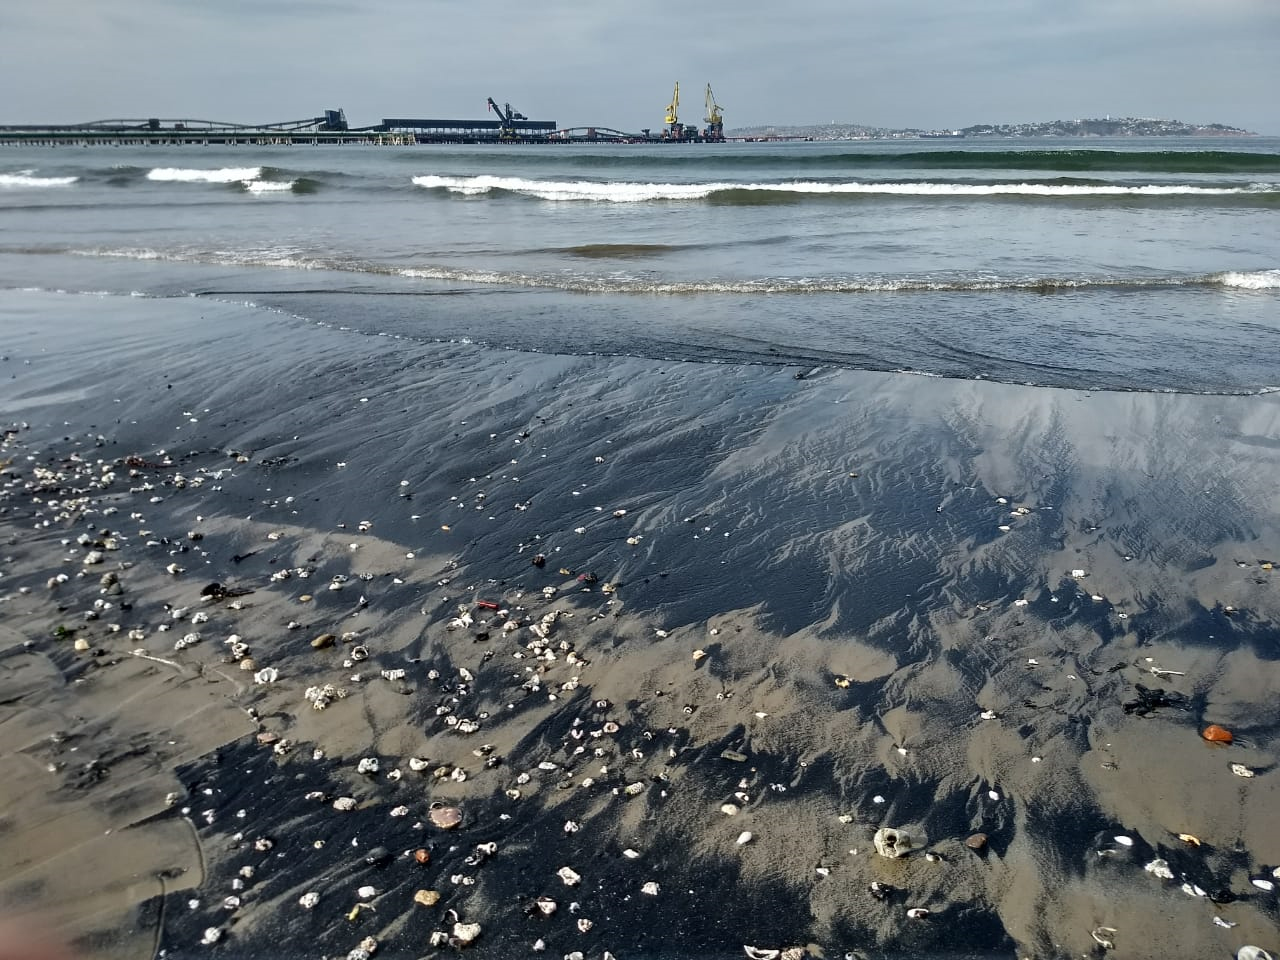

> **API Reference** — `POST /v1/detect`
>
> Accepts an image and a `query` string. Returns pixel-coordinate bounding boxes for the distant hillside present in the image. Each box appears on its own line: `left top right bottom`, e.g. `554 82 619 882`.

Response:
727 117 1256 140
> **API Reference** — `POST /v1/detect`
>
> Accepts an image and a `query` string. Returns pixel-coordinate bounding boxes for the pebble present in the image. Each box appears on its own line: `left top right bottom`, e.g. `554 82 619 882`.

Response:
874 827 914 859
965 833 988 851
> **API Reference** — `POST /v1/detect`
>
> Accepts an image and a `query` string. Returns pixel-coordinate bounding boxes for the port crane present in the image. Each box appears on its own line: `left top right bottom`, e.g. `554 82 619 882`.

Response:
703 84 724 140
486 98 527 139
664 82 683 138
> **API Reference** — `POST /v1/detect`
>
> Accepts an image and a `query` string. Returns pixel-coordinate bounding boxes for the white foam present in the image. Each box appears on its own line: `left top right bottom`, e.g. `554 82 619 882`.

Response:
1216 269 1280 289
0 173 79 188
243 179 296 194
146 167 263 183
412 174 1274 202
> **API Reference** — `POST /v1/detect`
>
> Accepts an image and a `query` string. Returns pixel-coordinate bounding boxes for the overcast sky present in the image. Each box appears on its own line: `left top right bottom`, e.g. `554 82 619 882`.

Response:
2 0 1276 133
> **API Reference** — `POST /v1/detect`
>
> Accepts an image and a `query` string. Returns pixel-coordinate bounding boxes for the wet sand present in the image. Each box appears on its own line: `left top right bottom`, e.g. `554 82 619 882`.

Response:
1 290 1278 959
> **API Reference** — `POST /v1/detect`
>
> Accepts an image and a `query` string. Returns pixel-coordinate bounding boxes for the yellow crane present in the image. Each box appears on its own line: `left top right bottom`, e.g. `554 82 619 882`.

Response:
664 82 680 127
704 83 724 139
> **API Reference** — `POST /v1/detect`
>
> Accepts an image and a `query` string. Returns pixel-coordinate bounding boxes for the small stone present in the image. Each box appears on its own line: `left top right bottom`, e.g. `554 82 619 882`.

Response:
452 922 481 946
299 892 320 909
557 866 581 886
1144 858 1174 880
873 827 914 859
736 831 754 845
965 833 988 851
1202 724 1233 743
312 633 336 649
413 889 440 907
74 638 91 652
429 805 462 829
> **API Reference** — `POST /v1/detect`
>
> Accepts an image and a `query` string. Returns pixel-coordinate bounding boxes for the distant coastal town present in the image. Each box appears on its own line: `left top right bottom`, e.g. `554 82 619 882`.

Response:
728 117 1255 140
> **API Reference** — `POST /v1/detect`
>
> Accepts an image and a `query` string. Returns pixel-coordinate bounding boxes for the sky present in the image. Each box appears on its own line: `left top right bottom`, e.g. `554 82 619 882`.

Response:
1 0 1277 134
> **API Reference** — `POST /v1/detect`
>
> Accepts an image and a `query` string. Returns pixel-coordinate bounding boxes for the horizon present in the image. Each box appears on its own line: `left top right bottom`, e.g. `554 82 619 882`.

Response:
0 1 1276 137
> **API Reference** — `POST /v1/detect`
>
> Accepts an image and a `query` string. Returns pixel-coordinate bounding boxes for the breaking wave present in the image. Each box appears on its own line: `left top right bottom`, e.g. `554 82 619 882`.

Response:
410 174 1278 202
0 172 79 188
242 179 298 194
146 166 263 183
60 245 1278 297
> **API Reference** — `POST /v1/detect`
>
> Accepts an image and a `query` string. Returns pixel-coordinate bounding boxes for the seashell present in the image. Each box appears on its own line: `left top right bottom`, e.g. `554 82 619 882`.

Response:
332 797 357 811
563 820 580 833
558 866 582 886
201 928 222 945
428 804 462 830
1114 835 1134 847
641 881 660 895
692 649 707 662
1231 763 1255 778
577 919 593 933
299 892 320 909
1202 724 1233 743
742 949 780 960
253 667 279 684
906 908 930 919
1251 878 1275 892
357 757 380 775
736 831 753 845
1177 833 1201 846
874 827 914 859
1144 858 1174 879
451 922 481 946
413 889 440 907
350 645 369 661
1238 948 1275 960
1090 927 1117 950
721 803 740 816
406 757 429 772
357 885 376 900
622 849 641 859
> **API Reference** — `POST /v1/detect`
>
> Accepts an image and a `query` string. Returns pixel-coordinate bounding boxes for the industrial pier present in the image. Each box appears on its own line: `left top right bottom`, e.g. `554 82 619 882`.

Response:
0 88 730 146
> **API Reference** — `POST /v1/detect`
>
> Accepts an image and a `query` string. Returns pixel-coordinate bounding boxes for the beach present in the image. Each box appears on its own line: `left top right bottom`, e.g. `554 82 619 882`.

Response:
2 289 1278 959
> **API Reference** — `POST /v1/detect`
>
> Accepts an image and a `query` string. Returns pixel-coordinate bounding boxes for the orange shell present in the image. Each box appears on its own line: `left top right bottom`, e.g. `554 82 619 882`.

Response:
1202 724 1233 743
414 848 431 865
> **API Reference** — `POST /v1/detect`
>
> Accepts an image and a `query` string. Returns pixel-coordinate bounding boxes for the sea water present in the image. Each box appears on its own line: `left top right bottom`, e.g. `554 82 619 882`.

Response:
1 137 1277 393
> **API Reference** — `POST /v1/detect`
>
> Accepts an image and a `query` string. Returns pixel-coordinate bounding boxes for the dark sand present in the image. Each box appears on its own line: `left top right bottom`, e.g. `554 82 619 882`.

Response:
1 290 1278 960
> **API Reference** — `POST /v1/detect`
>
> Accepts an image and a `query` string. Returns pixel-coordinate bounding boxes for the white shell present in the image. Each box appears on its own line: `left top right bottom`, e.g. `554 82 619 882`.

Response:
907 908 930 919
299 892 320 909
641 881 660 895
557 866 581 886
1144 858 1174 880
1231 763 1256 778
737 831 754 845
357 885 376 899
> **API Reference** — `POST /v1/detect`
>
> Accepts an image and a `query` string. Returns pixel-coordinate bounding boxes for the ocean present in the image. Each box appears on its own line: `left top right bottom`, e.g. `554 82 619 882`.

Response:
2 137 1278 392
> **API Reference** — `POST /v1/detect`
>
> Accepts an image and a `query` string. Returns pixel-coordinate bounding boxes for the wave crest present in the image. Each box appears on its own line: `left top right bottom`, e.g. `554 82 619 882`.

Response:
411 174 1277 202
146 167 263 183
0 172 79 188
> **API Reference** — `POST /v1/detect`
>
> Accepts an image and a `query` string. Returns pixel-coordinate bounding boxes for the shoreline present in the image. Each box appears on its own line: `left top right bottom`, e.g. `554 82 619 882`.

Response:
2 290 1278 959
